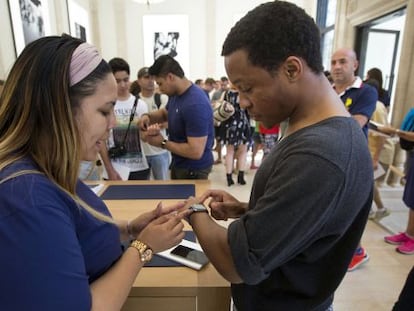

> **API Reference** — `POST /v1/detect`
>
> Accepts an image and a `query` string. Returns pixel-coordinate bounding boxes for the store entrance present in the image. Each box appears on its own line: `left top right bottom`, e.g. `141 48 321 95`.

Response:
355 8 406 112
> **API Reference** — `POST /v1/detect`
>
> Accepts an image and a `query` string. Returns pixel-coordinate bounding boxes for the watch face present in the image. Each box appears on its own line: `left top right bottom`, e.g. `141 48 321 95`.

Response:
190 204 208 212
143 249 153 262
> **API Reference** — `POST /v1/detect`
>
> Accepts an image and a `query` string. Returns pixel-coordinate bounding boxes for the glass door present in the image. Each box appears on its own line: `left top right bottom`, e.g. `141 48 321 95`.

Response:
355 8 406 113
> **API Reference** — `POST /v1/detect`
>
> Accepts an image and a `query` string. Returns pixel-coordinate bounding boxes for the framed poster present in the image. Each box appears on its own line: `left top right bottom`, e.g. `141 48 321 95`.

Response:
143 15 189 74
8 0 51 56
67 0 90 42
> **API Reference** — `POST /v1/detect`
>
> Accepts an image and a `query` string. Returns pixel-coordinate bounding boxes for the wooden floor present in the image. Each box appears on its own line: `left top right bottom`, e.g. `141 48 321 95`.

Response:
209 151 412 311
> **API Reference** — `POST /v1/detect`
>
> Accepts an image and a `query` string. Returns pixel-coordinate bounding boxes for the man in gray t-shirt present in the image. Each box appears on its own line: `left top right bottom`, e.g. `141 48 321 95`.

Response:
180 2 373 311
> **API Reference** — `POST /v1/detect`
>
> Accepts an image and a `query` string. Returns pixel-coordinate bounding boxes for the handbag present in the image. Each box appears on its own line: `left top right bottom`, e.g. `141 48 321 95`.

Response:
213 100 235 123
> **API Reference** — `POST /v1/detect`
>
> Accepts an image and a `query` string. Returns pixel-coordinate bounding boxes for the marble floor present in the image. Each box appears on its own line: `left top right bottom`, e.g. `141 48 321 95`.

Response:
208 150 412 311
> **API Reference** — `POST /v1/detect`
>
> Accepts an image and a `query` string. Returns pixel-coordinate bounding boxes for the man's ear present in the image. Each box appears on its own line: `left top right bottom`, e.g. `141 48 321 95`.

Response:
283 56 302 81
353 59 359 71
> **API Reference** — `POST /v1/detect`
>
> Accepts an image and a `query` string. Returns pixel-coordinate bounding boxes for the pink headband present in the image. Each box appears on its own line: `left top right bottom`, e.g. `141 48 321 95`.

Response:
69 42 102 86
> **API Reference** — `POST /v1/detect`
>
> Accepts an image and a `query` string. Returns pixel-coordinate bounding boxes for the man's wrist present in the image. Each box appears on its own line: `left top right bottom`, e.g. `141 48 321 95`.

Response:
187 204 209 224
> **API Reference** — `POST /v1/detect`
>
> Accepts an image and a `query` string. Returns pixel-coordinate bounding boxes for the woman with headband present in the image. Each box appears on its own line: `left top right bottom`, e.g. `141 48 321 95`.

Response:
0 35 187 310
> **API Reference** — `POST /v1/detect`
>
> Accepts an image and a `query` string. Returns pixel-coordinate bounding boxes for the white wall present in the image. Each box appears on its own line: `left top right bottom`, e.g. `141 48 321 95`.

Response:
0 0 316 81
0 0 16 78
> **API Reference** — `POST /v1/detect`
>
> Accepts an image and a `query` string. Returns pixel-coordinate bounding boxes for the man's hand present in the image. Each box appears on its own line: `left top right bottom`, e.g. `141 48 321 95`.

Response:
137 114 151 131
145 124 164 147
199 189 247 220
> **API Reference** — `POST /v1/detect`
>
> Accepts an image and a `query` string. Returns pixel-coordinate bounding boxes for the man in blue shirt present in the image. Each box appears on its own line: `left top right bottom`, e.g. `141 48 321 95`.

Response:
331 48 377 137
331 48 377 272
138 55 214 179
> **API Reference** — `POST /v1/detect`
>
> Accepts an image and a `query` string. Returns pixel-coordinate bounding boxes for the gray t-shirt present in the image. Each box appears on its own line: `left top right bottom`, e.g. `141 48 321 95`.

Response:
229 117 373 311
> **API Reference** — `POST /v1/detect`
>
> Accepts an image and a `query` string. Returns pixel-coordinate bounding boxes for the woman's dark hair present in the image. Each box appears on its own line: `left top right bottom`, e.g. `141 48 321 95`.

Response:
364 78 380 94
367 67 386 99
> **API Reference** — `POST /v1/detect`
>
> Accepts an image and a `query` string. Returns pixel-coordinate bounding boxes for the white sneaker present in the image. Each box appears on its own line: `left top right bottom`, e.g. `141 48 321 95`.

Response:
375 208 390 220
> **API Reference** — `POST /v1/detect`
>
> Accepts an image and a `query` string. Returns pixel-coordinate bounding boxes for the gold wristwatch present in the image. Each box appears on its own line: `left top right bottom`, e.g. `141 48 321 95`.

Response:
130 240 153 263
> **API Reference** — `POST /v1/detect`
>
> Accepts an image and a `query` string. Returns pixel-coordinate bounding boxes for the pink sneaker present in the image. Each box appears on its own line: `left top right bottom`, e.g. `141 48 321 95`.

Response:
397 239 414 255
384 232 410 245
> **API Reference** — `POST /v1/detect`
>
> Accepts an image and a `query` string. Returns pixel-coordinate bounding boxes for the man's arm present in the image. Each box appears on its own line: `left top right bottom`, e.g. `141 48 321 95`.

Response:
189 213 243 283
145 132 208 160
141 108 168 127
352 114 369 128
164 136 207 160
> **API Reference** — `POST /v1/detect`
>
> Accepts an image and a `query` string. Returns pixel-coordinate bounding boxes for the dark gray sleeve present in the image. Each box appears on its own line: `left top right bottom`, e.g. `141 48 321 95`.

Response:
228 152 345 285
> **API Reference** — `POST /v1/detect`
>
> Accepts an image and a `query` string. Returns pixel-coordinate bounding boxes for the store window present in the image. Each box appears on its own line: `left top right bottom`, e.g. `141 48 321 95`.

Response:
316 0 337 71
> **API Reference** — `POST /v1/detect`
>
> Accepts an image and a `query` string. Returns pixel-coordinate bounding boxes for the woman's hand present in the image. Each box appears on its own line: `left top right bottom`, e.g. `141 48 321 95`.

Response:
137 213 186 253
128 201 186 238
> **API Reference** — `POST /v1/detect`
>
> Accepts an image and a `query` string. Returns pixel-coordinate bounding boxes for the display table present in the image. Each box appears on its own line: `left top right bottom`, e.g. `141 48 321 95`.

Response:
98 180 231 311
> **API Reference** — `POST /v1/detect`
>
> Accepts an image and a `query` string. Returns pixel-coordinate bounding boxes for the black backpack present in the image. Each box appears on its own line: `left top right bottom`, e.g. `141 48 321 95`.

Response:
154 93 161 109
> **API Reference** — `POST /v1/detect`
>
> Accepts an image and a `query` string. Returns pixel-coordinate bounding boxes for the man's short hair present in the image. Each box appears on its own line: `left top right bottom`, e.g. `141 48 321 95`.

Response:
222 1 323 74
148 55 185 78
204 78 216 85
108 57 130 75
137 67 150 79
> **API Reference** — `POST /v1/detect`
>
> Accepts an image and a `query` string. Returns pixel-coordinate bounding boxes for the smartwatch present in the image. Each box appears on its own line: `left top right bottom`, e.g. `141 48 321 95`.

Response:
187 204 208 223
189 204 208 213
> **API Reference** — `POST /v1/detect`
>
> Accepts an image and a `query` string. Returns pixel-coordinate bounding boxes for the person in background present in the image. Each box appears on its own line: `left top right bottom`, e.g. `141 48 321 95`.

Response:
392 266 414 310
259 122 279 159
331 47 377 272
202 77 216 99
0 35 186 310
379 110 414 255
324 70 333 84
136 67 170 180
364 78 390 220
218 86 251 186
212 76 230 165
129 80 141 97
366 67 391 109
179 2 373 310
102 57 150 180
194 79 203 87
211 76 230 102
249 120 263 169
138 55 214 180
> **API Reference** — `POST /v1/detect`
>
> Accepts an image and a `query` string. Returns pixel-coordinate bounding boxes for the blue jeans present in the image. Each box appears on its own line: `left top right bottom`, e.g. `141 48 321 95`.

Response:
146 152 170 180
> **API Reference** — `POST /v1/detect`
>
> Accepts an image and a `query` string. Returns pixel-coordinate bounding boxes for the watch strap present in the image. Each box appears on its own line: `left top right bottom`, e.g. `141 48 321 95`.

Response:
130 240 153 263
